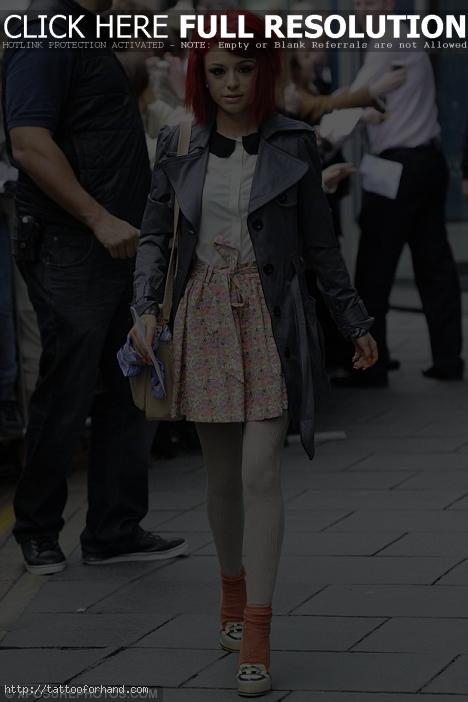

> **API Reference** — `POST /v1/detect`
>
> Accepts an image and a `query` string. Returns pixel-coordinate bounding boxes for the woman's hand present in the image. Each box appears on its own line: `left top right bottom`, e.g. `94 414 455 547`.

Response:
129 313 161 364
369 67 407 98
352 334 379 370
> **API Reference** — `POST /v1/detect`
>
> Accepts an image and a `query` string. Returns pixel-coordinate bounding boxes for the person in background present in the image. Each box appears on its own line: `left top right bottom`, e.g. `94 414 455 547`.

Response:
342 0 464 386
283 44 404 377
0 179 23 440
462 117 468 199
283 49 405 125
3 0 187 575
0 58 23 439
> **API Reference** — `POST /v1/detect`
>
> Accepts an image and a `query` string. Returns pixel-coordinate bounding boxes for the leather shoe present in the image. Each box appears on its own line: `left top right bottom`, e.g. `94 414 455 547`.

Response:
422 365 464 381
21 537 66 575
82 529 188 565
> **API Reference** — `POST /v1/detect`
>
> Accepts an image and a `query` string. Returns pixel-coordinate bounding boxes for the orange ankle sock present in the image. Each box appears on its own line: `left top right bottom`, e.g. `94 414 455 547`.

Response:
239 603 272 671
220 566 247 626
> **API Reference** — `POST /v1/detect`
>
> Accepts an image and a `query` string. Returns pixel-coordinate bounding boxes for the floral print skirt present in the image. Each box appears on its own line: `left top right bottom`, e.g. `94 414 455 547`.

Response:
170 249 289 422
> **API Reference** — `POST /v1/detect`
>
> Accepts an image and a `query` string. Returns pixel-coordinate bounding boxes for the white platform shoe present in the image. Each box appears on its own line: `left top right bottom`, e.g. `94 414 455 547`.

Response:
219 621 243 651
237 663 272 697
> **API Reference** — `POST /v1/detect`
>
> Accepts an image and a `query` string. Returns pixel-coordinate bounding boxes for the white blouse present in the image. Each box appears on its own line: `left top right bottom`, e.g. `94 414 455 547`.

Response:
195 136 257 267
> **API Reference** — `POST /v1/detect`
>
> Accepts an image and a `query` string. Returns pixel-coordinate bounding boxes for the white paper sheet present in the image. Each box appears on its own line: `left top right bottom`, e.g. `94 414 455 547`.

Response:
359 154 403 200
319 108 363 146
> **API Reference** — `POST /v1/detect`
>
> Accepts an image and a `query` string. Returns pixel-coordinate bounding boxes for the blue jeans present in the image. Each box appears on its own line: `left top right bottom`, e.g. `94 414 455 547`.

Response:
14 226 150 550
0 215 17 401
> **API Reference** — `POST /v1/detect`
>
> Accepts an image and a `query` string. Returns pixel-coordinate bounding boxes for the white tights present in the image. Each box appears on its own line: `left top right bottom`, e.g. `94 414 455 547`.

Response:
195 410 290 604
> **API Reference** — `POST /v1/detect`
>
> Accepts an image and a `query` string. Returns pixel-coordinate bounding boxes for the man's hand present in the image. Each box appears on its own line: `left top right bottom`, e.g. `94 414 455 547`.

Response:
322 162 355 194
9 126 140 256
283 82 302 115
165 54 186 102
91 210 139 259
352 334 379 370
361 108 386 125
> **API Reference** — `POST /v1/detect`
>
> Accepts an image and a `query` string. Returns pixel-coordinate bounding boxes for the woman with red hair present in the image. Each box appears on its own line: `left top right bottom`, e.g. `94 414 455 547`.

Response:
131 9 377 696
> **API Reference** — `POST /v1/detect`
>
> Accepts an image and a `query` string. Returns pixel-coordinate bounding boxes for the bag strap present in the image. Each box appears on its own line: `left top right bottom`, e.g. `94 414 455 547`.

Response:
160 119 192 323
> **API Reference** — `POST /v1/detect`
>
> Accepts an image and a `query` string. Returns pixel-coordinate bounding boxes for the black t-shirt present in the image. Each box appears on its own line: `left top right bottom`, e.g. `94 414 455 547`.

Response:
6 44 76 133
3 0 150 231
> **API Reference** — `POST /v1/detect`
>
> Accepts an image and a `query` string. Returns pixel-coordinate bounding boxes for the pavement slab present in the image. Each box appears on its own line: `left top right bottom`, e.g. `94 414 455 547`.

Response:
1 612 173 648
0 649 109 684
348 453 468 472
72 648 226 687
294 584 468 617
133 613 385 652
286 489 463 511
423 655 468 694
183 650 453 693
378 532 468 557
326 510 468 532
196 531 405 556
353 618 468 654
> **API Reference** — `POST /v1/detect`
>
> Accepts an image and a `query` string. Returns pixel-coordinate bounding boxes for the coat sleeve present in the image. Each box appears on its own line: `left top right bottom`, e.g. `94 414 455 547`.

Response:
298 130 374 339
132 124 178 316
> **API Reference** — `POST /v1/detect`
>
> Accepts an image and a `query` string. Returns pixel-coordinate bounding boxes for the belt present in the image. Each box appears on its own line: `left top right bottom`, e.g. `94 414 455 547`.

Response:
379 137 442 157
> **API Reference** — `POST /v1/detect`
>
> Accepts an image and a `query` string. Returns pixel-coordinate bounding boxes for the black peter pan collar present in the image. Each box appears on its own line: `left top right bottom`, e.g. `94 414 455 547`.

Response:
209 130 260 157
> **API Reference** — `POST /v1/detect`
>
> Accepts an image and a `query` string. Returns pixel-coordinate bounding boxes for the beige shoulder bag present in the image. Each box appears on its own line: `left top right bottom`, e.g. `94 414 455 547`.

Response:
130 119 192 421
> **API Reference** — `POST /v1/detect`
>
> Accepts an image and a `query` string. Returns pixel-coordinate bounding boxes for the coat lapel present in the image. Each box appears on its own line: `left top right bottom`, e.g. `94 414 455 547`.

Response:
247 139 308 215
161 121 211 232
160 112 314 231
248 111 313 214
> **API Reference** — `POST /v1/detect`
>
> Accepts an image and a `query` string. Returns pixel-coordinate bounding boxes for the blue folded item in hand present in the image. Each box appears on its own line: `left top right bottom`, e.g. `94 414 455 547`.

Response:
117 326 171 399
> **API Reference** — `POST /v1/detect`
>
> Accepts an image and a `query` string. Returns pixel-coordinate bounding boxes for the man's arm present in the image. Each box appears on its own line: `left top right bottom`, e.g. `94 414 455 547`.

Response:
5 42 139 259
11 126 138 259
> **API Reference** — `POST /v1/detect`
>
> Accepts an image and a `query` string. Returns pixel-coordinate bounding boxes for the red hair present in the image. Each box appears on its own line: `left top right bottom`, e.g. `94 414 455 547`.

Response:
185 8 281 125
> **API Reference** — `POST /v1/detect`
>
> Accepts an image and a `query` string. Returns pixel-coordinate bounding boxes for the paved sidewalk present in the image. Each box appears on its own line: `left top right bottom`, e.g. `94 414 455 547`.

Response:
1 291 468 701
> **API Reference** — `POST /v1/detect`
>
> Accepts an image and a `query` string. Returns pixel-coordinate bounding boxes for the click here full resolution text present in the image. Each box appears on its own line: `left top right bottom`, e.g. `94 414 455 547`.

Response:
1 13 468 48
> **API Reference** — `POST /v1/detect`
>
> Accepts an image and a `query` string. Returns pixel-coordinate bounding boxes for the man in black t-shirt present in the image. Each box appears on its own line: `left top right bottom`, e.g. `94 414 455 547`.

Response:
3 0 188 574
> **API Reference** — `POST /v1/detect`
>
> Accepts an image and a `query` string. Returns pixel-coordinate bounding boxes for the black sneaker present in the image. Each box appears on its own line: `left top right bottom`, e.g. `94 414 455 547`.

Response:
0 400 24 439
82 530 189 565
21 537 67 575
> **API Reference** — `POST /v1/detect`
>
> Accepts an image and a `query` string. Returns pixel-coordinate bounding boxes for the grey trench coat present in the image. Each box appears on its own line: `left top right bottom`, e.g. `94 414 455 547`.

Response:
133 111 373 460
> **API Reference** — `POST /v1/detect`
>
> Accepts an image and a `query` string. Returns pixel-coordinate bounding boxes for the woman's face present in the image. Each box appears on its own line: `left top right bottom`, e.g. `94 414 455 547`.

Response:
204 47 257 118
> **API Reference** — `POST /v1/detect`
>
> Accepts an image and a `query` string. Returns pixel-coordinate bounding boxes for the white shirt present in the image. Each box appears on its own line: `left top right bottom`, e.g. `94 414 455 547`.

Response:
196 137 257 266
351 29 441 154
